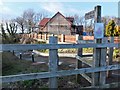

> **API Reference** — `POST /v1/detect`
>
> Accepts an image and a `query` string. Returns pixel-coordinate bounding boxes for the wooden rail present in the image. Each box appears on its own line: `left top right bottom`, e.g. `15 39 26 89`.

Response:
76 55 93 67
81 73 92 83
81 82 120 89
1 43 119 51
1 36 120 89
1 64 120 83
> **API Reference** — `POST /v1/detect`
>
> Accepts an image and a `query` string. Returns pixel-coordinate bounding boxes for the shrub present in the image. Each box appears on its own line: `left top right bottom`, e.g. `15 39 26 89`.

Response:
105 20 116 37
113 48 120 59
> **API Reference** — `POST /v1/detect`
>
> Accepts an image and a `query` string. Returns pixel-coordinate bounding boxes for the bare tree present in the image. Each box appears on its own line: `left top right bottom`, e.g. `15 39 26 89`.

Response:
74 14 85 25
84 20 92 35
22 9 35 33
15 9 35 34
74 14 80 25
15 9 48 33
111 16 119 25
33 11 48 33
79 16 85 25
34 11 48 23
0 23 8 40
1 21 19 43
102 16 111 25
6 22 17 36
15 17 25 34
102 16 120 26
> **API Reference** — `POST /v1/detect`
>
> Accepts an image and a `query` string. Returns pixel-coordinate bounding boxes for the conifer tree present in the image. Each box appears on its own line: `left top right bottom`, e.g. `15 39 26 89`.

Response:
105 20 116 37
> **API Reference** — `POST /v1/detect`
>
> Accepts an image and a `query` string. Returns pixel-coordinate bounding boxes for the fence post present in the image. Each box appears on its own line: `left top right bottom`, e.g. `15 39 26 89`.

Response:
76 34 79 43
41 33 42 39
36 33 38 39
107 37 114 77
61 34 65 42
32 52 34 62
19 53 22 59
29 34 30 38
12 50 15 55
49 36 58 89
45 33 47 40
76 35 83 84
51 34 54 36
99 37 107 85
92 5 102 86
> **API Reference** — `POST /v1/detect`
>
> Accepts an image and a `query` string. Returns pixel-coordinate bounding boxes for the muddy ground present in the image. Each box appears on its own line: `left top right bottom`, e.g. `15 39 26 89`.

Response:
2 52 120 89
22 53 120 88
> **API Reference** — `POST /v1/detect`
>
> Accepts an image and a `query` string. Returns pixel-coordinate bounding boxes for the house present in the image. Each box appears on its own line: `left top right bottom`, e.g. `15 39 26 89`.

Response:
39 12 83 35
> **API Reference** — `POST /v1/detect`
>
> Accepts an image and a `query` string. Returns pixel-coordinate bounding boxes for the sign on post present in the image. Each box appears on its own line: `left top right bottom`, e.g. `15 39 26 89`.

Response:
85 10 95 20
94 23 104 39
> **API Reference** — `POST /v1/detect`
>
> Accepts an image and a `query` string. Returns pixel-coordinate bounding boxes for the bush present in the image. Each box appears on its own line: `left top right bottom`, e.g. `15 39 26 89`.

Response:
35 41 46 44
105 20 115 36
35 41 48 53
105 20 120 36
58 49 77 53
113 48 120 59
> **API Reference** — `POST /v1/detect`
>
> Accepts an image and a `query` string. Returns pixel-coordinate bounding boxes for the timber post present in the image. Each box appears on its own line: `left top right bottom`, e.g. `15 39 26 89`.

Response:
12 50 15 55
99 37 107 85
61 34 65 42
76 35 83 84
92 5 102 86
32 52 34 62
45 33 47 40
49 36 58 89
19 53 22 60
107 37 114 77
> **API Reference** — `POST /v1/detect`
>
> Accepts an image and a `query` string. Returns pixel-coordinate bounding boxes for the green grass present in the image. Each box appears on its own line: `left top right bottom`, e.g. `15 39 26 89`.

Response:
2 52 49 88
34 40 93 54
2 52 30 75
2 52 48 76
58 49 77 53
35 41 46 44
83 48 93 53
37 48 93 54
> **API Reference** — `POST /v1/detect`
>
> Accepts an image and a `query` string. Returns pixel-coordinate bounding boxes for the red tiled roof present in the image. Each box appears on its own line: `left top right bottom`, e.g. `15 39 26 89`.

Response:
39 12 74 27
39 18 50 27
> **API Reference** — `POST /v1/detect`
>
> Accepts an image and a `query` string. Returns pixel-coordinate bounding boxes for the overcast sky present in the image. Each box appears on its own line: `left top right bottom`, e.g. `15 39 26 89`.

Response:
0 0 119 21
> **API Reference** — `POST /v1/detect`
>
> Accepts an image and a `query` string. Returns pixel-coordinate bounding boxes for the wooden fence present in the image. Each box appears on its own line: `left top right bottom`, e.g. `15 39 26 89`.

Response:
76 36 117 86
21 33 120 43
1 36 120 89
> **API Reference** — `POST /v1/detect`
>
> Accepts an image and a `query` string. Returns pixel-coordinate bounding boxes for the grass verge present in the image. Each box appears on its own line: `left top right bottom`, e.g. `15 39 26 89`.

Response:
2 52 48 76
2 51 48 88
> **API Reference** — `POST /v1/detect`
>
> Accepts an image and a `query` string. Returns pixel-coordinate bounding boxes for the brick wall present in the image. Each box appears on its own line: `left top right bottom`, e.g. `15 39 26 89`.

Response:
113 37 120 43
64 35 76 43
21 34 120 43
83 36 94 40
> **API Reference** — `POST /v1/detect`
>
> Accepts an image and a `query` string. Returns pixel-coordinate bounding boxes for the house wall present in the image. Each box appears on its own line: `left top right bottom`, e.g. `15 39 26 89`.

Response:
46 13 72 35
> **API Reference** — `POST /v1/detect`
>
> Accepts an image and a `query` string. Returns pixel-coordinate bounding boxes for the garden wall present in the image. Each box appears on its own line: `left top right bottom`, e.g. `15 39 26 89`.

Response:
21 33 120 43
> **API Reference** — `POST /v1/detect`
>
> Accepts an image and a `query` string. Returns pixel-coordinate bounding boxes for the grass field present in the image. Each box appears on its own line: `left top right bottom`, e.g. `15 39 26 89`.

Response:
2 52 48 76
2 52 49 88
38 48 93 54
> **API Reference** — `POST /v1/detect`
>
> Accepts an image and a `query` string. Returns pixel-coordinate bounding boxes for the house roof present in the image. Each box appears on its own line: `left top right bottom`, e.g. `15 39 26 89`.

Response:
66 17 74 23
46 12 73 25
39 18 50 27
39 12 74 27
